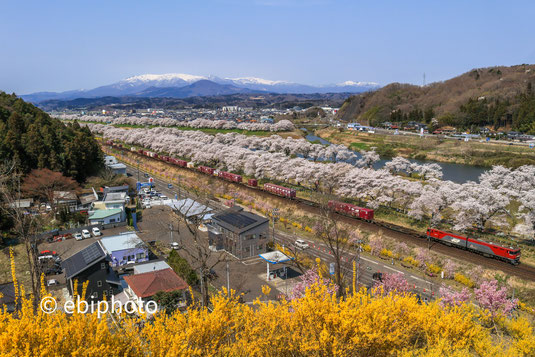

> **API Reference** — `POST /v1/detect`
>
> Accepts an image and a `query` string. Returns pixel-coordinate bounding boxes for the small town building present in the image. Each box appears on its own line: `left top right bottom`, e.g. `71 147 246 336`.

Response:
123 268 189 311
62 242 121 302
208 206 269 259
100 232 149 267
133 261 171 275
170 198 213 223
54 191 78 212
88 208 124 225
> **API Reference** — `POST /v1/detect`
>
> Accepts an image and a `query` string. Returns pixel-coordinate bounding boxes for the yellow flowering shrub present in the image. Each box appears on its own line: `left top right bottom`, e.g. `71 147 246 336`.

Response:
454 273 475 288
380 248 393 258
403 256 420 267
426 263 442 275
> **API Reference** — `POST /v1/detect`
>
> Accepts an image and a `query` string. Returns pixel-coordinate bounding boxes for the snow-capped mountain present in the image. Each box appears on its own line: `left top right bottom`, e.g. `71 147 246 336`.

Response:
21 73 380 103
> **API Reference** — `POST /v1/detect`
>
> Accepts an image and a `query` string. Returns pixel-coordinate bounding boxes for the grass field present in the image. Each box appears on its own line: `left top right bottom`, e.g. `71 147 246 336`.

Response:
317 128 535 168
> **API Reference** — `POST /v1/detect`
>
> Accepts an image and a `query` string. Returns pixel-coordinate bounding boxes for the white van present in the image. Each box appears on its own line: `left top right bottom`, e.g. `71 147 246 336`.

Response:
295 239 309 250
92 227 101 236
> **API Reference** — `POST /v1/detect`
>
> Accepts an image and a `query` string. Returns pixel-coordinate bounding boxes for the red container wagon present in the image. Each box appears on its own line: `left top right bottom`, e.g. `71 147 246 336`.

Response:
172 158 188 168
328 200 374 221
105 140 113 146
138 149 144 155
426 228 520 265
161 156 170 162
218 171 243 183
264 183 296 199
248 179 258 187
198 166 215 175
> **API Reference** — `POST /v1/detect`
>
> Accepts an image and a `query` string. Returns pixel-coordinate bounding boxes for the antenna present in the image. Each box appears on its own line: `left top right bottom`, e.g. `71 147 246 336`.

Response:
423 73 426 86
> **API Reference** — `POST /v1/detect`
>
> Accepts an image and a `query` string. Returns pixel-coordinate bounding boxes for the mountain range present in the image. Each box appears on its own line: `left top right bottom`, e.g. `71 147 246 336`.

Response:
21 73 380 103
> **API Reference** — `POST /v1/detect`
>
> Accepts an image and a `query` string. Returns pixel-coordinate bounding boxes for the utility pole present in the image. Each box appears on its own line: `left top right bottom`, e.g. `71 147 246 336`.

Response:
356 239 362 290
271 208 279 246
136 159 140 182
226 261 230 297
177 175 181 199
169 223 174 244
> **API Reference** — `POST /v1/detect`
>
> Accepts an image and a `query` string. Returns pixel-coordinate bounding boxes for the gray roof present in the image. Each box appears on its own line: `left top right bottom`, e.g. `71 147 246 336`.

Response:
9 198 33 209
104 192 127 202
212 206 268 234
62 242 108 280
133 261 171 274
100 232 144 253
103 185 129 194
170 198 212 218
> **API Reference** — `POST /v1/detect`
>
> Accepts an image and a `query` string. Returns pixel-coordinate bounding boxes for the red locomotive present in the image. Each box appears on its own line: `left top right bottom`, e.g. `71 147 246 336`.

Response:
264 183 296 198
427 229 520 265
328 200 374 221
198 166 215 175
218 171 243 183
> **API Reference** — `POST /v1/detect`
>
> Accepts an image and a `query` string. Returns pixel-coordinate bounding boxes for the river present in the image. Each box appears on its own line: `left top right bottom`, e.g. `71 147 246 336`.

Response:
303 130 487 183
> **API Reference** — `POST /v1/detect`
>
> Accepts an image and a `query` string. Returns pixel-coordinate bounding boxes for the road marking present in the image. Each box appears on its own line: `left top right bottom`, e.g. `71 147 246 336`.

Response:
410 275 426 282
383 265 403 274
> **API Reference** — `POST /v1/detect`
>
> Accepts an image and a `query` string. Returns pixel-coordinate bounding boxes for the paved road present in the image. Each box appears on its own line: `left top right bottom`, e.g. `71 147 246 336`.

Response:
124 163 440 301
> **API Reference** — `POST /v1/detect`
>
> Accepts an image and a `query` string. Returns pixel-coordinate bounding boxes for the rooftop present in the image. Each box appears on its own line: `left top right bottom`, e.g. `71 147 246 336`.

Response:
212 206 268 234
100 232 145 253
62 242 107 279
89 208 123 220
169 198 212 218
134 261 171 275
123 268 188 298
104 192 127 202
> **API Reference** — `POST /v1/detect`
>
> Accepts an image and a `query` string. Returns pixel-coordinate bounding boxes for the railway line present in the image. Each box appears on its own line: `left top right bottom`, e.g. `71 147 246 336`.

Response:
106 144 535 282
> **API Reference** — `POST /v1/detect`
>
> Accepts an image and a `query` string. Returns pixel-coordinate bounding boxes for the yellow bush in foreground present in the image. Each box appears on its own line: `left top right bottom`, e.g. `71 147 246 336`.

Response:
1 284 535 356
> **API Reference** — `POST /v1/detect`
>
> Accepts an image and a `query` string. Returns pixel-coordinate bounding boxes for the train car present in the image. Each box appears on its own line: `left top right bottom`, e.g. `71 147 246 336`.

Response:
198 166 215 175
248 179 258 187
217 171 242 183
105 140 113 146
131 147 136 152
187 162 195 169
264 183 296 198
172 158 188 168
161 156 170 162
328 200 374 221
426 228 521 265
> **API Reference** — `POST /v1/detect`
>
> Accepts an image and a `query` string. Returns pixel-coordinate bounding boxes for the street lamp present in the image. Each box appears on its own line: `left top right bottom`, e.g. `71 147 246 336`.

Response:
355 239 362 290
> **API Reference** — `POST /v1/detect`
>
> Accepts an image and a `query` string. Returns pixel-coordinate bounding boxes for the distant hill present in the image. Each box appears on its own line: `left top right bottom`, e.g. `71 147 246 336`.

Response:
21 73 379 103
337 64 535 134
37 92 352 112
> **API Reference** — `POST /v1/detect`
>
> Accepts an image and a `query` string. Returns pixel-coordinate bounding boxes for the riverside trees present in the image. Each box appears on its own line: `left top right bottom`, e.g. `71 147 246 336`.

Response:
92 124 535 236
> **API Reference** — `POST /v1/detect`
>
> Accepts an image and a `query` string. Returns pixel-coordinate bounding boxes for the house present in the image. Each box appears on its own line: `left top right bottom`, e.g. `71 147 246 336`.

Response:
100 232 149 267
9 198 33 210
123 268 189 311
54 191 78 212
133 261 171 275
0 282 17 312
79 193 98 211
88 208 124 225
105 155 127 175
62 242 121 302
208 206 269 259
102 185 130 195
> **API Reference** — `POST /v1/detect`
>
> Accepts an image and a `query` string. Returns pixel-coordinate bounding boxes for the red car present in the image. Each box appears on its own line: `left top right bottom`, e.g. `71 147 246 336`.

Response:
426 228 521 265
264 183 296 198
328 200 374 221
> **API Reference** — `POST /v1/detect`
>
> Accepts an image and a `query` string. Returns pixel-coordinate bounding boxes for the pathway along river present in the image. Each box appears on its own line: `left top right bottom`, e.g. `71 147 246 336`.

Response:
303 130 487 183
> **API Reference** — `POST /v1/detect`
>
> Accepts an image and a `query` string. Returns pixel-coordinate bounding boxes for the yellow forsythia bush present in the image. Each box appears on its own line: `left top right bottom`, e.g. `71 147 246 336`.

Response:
426 263 442 275
454 273 475 288
403 256 420 267
2 285 535 356
380 248 393 258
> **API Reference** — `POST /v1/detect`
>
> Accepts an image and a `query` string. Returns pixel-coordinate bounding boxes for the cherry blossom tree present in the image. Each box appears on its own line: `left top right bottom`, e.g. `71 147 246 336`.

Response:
439 286 471 307
287 268 338 300
474 279 518 317
374 273 411 295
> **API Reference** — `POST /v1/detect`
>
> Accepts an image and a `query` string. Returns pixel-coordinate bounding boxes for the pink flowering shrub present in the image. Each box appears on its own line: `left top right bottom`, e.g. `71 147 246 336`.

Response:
288 268 338 300
439 286 471 307
474 279 518 317
374 273 411 295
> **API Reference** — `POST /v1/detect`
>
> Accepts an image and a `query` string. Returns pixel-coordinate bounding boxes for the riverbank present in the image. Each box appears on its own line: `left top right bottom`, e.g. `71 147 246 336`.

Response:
316 128 535 168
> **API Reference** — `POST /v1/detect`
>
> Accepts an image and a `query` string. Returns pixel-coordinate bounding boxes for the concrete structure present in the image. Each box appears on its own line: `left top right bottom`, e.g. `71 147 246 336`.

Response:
100 232 149 267
105 155 127 175
133 261 171 275
208 206 269 259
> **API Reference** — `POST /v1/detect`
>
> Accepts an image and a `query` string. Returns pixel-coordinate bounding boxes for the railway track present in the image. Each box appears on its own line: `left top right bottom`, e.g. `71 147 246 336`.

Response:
108 145 535 282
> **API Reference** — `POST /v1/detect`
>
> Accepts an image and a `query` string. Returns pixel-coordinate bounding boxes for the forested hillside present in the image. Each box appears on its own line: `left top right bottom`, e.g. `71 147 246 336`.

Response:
0 92 103 182
338 64 535 133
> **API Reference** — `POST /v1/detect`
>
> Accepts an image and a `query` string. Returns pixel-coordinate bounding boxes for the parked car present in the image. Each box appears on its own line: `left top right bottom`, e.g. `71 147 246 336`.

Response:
74 233 83 241
143 202 152 209
92 227 101 236
160 195 168 200
144 173 149 178
81 229 91 239
294 239 309 250
47 279 59 286
167 183 173 189
171 242 180 250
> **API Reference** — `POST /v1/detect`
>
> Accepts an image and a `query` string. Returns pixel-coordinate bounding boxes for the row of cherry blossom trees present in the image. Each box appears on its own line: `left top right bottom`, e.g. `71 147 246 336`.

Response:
91 124 535 237
58 114 295 131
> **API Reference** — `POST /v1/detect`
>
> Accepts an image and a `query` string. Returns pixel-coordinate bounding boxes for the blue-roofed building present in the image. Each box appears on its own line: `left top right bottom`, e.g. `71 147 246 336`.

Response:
100 232 149 267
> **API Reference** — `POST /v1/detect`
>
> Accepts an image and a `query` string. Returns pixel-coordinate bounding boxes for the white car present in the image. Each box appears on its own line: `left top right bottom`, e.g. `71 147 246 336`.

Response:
74 233 83 241
294 239 309 250
47 279 59 286
171 242 180 250
92 227 101 236
81 229 91 239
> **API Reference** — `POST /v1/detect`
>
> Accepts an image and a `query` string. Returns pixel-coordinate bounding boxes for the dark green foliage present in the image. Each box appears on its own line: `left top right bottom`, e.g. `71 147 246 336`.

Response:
0 92 103 182
152 290 187 314
167 250 199 286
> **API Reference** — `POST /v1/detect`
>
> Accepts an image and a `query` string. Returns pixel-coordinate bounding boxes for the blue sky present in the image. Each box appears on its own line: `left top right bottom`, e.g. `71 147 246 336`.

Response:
1 0 534 94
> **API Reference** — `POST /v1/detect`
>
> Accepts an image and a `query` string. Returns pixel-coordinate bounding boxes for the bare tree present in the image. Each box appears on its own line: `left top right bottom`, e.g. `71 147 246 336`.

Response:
0 164 44 307
171 188 228 307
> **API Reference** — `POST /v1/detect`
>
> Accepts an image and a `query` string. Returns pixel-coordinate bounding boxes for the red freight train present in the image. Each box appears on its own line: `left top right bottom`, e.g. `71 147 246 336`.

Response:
198 166 215 175
218 171 243 183
426 229 520 265
248 179 258 187
328 200 374 221
264 183 296 198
